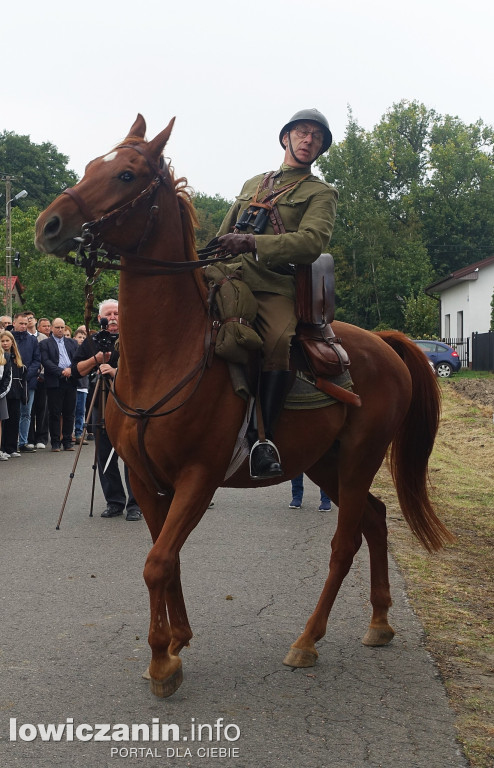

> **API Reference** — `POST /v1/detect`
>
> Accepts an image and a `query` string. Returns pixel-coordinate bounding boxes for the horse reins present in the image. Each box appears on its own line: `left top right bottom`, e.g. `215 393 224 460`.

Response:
62 145 239 496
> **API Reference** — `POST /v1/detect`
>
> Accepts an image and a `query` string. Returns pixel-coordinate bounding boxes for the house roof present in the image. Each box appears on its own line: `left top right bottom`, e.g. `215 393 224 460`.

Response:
0 275 25 292
425 255 494 294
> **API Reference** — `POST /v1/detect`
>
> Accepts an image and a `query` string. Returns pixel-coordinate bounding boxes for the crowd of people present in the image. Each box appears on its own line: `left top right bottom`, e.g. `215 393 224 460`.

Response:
1 306 332 515
0 303 142 521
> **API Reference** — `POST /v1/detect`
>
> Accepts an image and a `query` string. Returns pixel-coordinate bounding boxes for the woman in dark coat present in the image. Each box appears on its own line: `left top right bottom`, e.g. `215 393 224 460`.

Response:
0 330 24 458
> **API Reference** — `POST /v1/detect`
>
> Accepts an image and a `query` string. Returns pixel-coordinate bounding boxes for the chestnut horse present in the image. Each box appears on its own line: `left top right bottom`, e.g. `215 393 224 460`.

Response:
35 115 451 698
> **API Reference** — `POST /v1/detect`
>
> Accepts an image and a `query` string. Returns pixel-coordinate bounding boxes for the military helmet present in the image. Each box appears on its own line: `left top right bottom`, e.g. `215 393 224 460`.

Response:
279 108 333 155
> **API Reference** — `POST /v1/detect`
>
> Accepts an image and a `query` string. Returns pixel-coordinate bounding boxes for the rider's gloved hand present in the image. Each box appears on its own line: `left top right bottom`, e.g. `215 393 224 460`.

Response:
217 233 256 256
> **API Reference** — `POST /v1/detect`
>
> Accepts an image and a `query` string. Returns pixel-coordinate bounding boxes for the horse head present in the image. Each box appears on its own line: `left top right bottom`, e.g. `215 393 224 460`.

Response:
35 114 176 259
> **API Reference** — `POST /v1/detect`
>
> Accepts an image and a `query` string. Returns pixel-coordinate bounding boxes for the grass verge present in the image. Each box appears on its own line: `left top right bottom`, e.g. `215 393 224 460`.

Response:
372 382 494 768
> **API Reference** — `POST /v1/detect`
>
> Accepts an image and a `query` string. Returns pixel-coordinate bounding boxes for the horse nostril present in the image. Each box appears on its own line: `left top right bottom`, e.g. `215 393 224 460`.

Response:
44 216 62 238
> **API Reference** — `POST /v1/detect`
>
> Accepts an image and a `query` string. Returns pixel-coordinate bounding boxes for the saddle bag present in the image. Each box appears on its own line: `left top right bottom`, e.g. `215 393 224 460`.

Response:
295 254 350 377
204 262 263 365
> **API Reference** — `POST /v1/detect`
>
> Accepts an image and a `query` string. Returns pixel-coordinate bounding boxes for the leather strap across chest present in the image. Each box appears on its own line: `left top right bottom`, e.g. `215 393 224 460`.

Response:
258 171 309 234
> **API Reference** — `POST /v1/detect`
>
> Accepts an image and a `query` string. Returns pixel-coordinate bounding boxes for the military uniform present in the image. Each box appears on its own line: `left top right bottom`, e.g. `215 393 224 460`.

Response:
217 108 336 479
217 164 338 369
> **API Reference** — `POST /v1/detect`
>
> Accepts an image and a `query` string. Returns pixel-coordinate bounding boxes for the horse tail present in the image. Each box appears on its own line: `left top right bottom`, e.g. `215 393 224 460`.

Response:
375 331 454 552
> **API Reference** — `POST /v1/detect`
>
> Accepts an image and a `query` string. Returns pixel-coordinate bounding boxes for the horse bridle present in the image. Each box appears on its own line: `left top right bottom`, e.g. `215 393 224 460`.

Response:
63 143 230 276
61 143 236 497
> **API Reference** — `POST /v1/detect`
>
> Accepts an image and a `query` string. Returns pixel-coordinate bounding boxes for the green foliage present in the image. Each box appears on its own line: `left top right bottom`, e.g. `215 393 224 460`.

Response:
0 206 118 328
0 131 78 216
319 100 494 332
0 206 40 268
402 293 440 338
420 117 494 274
193 192 232 248
3 106 494 335
19 253 119 330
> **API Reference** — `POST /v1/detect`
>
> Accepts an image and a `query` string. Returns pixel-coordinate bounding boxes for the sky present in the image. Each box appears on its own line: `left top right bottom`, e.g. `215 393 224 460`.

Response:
1 0 493 201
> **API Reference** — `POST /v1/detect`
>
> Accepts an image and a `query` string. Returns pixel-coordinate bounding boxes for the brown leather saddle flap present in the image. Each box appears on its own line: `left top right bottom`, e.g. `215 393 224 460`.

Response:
296 253 335 326
295 253 350 379
297 323 350 378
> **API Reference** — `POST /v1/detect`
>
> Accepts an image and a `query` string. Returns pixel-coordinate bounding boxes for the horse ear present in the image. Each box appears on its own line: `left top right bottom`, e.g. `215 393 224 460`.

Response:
128 114 147 139
147 117 176 158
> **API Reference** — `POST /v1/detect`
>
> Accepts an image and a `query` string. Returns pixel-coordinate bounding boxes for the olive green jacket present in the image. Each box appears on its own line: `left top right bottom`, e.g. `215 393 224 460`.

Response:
217 164 338 299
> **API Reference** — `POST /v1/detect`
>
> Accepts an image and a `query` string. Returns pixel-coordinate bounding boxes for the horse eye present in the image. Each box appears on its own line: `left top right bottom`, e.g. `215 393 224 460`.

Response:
119 171 135 182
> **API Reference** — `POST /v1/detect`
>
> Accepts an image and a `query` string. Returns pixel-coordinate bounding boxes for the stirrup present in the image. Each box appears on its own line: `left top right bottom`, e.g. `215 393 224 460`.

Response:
249 439 283 479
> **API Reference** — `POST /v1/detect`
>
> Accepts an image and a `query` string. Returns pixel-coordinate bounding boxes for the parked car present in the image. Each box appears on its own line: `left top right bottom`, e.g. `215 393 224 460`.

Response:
413 340 462 377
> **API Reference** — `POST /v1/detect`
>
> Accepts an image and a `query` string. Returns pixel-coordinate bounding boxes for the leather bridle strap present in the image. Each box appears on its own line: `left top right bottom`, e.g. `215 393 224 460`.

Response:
62 187 95 223
118 143 165 178
106 307 216 497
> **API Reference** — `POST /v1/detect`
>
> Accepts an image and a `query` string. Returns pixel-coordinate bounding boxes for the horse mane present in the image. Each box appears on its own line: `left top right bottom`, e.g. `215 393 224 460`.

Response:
114 136 199 261
171 170 199 261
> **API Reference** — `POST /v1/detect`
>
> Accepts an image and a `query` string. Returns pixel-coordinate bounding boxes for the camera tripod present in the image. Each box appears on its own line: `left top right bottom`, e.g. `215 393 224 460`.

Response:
56 371 112 529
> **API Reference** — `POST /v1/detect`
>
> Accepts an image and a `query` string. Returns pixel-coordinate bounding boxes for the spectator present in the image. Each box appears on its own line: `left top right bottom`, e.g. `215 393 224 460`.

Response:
25 311 41 338
37 318 51 336
40 318 79 452
72 299 142 521
12 312 40 453
73 327 89 445
289 474 332 512
64 325 73 338
1 330 24 458
0 315 13 331
26 313 49 450
0 336 13 461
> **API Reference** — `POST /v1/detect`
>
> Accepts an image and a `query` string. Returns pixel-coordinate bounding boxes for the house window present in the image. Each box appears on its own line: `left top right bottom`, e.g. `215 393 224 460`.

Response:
444 314 451 337
457 311 463 338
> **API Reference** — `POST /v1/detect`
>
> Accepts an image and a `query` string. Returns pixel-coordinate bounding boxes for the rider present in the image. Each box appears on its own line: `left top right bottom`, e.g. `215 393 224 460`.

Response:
217 108 338 479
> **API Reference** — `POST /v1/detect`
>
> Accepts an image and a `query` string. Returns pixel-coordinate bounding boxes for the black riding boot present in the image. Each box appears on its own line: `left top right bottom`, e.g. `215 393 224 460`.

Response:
248 370 292 479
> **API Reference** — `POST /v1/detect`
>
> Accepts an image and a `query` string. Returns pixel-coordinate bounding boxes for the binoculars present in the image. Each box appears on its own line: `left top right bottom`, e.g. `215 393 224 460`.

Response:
235 205 270 234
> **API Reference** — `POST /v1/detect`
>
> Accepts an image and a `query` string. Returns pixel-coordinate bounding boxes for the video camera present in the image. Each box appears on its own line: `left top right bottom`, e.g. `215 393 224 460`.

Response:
92 317 118 353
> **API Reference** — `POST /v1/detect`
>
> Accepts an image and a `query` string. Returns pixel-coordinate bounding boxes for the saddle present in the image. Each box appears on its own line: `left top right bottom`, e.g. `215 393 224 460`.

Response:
205 254 359 407
295 254 350 378
293 254 359 407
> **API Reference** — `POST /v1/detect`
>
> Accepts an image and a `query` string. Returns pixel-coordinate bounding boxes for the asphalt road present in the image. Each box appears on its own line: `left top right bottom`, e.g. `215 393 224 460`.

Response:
0 445 468 768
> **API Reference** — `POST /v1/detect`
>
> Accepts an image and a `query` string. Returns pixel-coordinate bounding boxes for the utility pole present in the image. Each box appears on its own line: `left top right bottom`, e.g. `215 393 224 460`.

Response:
2 173 27 316
4 175 13 316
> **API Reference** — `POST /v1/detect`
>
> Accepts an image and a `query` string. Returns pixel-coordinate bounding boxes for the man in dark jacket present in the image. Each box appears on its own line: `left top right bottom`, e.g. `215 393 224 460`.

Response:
26 312 49 449
72 299 142 521
40 318 78 451
12 312 41 453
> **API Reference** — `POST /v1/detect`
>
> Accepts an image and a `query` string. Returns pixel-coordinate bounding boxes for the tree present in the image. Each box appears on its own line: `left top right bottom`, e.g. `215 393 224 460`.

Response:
418 116 494 274
0 131 78 217
193 192 232 248
318 100 494 332
402 293 439 338
0 206 119 327
19 253 119 329
318 106 435 330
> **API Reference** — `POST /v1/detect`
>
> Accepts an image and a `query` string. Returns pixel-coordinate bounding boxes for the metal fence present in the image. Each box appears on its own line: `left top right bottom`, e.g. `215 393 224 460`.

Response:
472 331 494 371
442 337 470 368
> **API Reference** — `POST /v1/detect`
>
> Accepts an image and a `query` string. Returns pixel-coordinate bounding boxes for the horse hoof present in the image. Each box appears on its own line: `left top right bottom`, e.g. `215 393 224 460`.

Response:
150 665 183 698
362 625 395 646
283 646 318 668
141 666 151 680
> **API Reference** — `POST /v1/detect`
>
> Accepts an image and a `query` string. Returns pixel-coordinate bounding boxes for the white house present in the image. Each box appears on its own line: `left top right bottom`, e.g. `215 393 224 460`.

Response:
425 255 494 340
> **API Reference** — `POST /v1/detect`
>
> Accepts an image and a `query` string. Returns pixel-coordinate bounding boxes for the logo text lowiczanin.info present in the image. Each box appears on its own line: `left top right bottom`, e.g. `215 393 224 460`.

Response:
9 717 240 743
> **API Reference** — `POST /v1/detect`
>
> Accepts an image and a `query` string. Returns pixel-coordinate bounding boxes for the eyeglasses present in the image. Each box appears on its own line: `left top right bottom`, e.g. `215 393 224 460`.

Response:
292 125 324 143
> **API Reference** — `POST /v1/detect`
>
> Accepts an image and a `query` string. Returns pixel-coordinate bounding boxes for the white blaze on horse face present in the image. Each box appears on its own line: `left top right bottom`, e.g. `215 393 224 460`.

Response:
103 151 118 163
